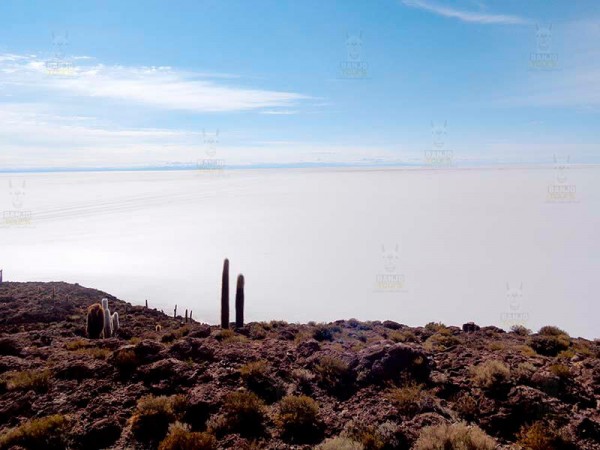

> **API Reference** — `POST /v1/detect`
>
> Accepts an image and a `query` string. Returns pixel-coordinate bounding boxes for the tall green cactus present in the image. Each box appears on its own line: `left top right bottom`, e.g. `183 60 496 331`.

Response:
221 258 230 329
235 274 245 328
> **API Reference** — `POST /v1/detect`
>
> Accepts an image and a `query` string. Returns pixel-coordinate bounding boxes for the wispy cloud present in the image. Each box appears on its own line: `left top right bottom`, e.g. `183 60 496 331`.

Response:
0 54 308 113
401 0 529 25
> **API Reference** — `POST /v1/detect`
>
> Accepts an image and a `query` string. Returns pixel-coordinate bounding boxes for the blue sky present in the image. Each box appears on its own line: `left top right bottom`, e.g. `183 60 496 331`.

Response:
0 0 598 170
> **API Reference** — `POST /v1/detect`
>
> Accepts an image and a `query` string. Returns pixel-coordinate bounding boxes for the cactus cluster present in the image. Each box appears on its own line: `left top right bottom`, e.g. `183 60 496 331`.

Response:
86 298 119 339
221 258 245 329
86 303 104 339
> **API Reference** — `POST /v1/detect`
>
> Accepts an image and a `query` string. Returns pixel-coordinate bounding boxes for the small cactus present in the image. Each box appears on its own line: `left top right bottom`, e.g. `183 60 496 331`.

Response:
101 298 112 338
145 299 148 308
0 269 3 284
86 303 104 339
111 312 120 335
190 310 193 321
174 304 177 318
235 274 245 328
221 258 230 329
185 309 188 323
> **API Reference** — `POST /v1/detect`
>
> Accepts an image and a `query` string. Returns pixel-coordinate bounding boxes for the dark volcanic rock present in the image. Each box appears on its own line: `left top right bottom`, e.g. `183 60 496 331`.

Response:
169 337 214 361
354 343 431 384
75 417 122 450
462 322 481 333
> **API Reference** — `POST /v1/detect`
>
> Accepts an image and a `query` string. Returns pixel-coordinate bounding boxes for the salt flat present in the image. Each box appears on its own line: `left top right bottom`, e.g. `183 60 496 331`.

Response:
1 166 598 338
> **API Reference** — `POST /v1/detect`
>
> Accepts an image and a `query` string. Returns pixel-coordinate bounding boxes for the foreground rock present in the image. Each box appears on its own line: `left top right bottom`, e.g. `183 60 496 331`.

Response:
0 281 598 450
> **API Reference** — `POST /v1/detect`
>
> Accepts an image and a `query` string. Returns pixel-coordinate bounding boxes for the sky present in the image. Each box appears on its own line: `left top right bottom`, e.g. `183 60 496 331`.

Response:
0 0 599 171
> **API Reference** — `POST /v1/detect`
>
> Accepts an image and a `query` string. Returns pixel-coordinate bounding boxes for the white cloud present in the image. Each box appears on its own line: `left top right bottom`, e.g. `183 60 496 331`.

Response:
0 54 308 113
401 0 529 25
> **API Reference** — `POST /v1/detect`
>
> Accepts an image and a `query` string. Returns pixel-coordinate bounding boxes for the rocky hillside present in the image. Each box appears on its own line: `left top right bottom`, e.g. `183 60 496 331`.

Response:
0 282 599 450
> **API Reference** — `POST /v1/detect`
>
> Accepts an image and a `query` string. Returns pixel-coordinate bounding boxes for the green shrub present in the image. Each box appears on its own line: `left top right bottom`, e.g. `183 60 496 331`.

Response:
471 360 510 390
314 356 354 396
413 422 496 450
343 421 403 450
276 395 320 442
316 437 364 450
387 382 430 415
158 422 216 450
549 364 572 382
517 421 574 450
239 360 284 402
0 414 68 450
389 330 418 343
3 369 51 393
424 322 448 333
454 393 478 421
313 324 340 342
529 334 570 357
424 333 461 351
209 391 266 438
511 325 532 336
130 395 183 443
538 326 569 337
113 348 139 374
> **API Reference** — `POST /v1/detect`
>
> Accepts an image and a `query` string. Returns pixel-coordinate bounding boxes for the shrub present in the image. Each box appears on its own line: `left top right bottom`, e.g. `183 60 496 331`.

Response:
413 422 496 450
538 326 569 337
549 364 572 382
343 421 404 450
511 325 532 336
424 322 448 333
313 324 340 342
316 437 364 450
130 395 182 443
113 348 138 374
424 333 461 351
529 334 570 357
0 414 68 450
276 395 320 442
471 360 510 390
513 362 536 384
158 422 216 450
387 382 430 415
76 347 111 360
517 421 575 450
4 369 51 393
314 356 354 396
65 339 89 350
210 391 266 437
215 329 246 343
454 393 478 421
240 360 283 402
389 330 418 343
